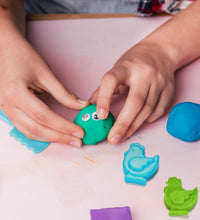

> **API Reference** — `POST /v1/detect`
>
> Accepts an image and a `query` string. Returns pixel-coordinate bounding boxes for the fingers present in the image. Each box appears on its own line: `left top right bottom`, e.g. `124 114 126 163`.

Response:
16 88 85 139
147 83 174 122
0 74 86 146
0 38 88 146
6 108 82 147
108 81 150 144
115 84 129 95
120 85 161 142
90 69 174 145
96 73 119 119
90 70 129 120
40 72 89 110
89 84 129 104
120 83 174 142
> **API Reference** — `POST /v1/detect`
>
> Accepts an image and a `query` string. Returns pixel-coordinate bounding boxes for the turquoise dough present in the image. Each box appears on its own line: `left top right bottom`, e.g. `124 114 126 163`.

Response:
74 104 114 145
123 143 159 185
167 102 200 142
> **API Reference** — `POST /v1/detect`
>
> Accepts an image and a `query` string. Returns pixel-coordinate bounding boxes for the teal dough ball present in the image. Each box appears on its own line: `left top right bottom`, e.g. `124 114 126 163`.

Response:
74 104 114 145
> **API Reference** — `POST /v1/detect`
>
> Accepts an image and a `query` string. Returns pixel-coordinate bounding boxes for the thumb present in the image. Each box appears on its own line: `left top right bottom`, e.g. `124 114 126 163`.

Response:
40 72 89 110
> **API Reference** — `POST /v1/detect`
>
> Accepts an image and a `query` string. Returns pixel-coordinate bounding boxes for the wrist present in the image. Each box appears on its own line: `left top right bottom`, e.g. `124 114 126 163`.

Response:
138 39 182 72
0 15 26 49
0 0 25 36
0 25 23 49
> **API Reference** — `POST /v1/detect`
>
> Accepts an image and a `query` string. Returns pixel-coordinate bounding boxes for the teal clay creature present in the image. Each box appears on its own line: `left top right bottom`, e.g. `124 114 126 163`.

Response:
164 177 198 216
74 104 114 145
123 143 159 186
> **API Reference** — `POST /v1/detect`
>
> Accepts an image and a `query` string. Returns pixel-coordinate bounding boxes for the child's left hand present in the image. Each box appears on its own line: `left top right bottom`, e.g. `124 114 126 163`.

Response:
89 41 175 144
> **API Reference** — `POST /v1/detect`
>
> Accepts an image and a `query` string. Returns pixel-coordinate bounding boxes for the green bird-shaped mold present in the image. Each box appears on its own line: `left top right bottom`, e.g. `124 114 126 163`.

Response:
74 104 114 145
164 177 198 216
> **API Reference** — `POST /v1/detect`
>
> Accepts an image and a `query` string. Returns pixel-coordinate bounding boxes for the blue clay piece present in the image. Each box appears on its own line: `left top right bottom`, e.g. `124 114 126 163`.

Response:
166 102 200 142
123 143 159 186
0 109 49 154
90 206 132 220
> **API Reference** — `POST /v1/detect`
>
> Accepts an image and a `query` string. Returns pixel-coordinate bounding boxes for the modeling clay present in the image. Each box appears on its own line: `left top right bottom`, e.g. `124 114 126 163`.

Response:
90 206 132 220
123 143 159 185
74 104 114 145
164 177 198 216
0 109 49 154
167 102 200 142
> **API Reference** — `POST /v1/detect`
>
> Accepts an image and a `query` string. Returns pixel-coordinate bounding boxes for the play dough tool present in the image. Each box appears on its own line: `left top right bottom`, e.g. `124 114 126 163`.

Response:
123 143 159 185
164 177 198 216
0 109 49 154
167 102 200 142
90 206 132 220
74 104 114 145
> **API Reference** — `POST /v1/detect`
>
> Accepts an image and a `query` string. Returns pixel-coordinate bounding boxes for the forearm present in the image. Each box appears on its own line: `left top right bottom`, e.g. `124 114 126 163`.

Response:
0 0 25 39
141 0 200 71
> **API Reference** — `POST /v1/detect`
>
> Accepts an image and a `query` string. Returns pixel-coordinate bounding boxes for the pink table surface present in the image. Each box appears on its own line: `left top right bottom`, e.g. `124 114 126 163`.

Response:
0 16 200 220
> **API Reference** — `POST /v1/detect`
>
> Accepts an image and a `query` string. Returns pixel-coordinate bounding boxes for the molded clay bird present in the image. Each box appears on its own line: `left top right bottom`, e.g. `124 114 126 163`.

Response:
123 143 159 185
164 177 198 216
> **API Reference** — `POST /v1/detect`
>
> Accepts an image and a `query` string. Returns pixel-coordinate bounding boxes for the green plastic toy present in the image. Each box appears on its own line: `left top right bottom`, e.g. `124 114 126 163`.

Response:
164 177 198 216
74 104 114 145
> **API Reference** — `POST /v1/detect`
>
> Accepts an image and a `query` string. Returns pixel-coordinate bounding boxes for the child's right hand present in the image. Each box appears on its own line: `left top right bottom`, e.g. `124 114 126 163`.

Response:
0 31 88 147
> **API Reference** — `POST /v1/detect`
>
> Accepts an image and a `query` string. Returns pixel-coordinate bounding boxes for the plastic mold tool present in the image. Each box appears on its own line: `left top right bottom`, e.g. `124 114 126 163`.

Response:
0 109 49 154
164 177 198 216
123 143 159 185
90 207 132 220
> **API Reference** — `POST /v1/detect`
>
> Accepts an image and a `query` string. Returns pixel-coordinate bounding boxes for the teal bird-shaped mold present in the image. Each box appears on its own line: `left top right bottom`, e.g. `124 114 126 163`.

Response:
123 143 159 186
164 177 198 216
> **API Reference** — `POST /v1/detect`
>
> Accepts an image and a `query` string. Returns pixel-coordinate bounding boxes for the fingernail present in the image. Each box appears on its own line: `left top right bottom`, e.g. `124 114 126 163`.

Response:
77 99 88 105
97 108 106 119
110 134 121 144
69 141 81 147
73 132 83 138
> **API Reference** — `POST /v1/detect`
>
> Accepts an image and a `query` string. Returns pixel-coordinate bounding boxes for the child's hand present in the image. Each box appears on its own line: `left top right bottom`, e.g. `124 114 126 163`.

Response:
0 34 88 147
89 42 175 144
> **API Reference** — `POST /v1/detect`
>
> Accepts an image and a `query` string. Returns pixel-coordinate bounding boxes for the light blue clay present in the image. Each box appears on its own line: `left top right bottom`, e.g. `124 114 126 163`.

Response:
0 109 49 154
123 143 159 186
166 102 200 142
